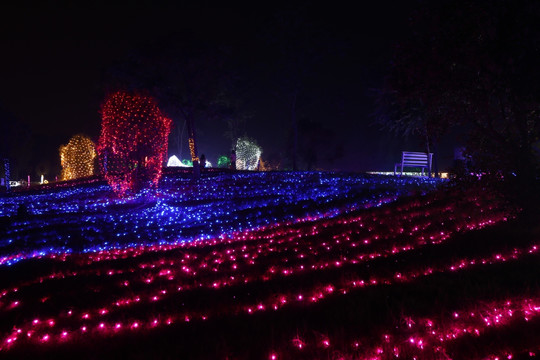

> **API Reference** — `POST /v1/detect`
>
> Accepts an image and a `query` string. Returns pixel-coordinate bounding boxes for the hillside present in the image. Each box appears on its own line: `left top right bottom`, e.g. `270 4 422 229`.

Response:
0 172 538 359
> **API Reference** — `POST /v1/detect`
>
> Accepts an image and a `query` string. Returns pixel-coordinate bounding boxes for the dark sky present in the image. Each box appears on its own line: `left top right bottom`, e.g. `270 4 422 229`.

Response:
0 0 458 177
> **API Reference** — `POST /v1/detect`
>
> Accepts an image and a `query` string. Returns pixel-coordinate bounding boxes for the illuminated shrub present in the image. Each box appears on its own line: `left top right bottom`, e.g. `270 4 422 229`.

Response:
236 137 262 170
217 155 230 168
98 91 172 195
166 156 202 168
167 155 184 167
181 159 193 167
59 134 96 181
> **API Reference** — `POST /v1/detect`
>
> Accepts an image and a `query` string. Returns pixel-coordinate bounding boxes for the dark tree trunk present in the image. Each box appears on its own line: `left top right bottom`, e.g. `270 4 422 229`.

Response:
186 115 199 180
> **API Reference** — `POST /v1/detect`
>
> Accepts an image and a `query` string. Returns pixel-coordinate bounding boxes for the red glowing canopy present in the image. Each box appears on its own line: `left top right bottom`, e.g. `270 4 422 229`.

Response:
97 91 172 195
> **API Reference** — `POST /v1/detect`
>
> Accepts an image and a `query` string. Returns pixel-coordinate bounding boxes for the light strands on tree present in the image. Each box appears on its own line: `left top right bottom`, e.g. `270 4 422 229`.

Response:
97 91 172 195
236 137 262 170
59 134 96 181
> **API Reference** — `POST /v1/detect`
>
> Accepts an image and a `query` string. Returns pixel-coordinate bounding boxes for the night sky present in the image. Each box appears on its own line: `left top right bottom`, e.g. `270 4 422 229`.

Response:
0 0 459 178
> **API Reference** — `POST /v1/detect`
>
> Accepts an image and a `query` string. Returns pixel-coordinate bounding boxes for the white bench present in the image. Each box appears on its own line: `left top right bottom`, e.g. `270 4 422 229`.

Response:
394 151 433 176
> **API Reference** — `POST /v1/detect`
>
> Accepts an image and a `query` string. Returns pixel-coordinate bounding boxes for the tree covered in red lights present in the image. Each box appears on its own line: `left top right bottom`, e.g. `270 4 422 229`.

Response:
98 91 172 195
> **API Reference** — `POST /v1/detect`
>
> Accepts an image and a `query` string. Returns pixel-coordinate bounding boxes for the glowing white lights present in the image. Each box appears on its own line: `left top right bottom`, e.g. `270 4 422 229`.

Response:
167 155 212 168
235 137 262 170
167 155 187 167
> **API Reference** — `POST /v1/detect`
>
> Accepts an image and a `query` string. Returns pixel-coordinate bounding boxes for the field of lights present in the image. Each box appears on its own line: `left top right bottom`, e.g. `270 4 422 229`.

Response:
0 171 538 360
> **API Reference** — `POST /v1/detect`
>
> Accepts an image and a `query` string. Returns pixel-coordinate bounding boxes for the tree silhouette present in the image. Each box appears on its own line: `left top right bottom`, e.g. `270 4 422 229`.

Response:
376 0 540 182
261 4 342 170
102 36 247 178
293 117 343 171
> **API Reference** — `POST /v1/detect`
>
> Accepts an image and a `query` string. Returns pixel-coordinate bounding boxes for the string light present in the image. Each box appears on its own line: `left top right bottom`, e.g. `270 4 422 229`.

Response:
0 172 534 358
59 134 96 181
217 155 230 168
0 173 444 266
289 297 540 360
97 91 172 195
167 155 188 167
235 137 261 170
3 159 10 191
188 138 198 163
167 156 210 168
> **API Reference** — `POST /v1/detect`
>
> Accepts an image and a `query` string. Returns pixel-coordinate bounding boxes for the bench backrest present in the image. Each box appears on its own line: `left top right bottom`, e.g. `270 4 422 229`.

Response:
402 151 432 167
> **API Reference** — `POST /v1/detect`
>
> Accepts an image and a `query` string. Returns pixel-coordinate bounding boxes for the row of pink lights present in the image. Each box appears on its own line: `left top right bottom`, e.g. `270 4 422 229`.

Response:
0 189 537 359
283 297 540 360
0 191 510 308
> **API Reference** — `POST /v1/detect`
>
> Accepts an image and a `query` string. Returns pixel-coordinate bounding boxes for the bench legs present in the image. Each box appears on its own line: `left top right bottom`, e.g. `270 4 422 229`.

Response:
394 163 401 176
394 165 432 176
